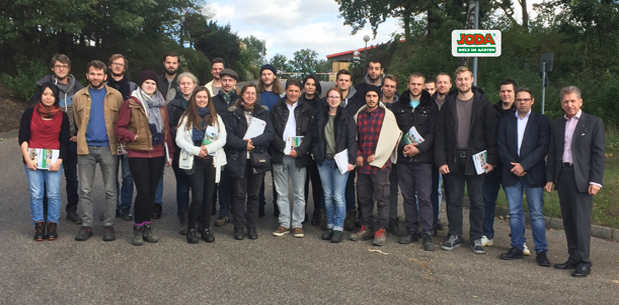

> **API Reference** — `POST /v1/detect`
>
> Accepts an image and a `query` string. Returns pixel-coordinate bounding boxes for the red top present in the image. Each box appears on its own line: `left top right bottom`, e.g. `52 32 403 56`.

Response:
29 112 62 149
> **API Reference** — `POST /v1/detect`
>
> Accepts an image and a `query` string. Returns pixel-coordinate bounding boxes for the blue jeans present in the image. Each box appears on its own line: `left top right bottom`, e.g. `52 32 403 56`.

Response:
504 180 547 254
482 167 503 239
273 156 307 229
317 159 349 231
116 154 134 211
25 166 63 224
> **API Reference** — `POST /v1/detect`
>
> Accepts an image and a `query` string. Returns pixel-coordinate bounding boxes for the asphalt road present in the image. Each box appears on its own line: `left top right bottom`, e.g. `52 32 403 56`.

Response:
1 136 618 305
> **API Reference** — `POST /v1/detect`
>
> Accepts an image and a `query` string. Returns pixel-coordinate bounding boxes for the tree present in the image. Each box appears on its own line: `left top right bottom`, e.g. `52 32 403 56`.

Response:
242 36 267 66
270 54 292 73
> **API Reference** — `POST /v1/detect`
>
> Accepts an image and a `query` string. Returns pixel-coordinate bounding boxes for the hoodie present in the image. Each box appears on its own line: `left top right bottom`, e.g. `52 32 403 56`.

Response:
30 74 84 136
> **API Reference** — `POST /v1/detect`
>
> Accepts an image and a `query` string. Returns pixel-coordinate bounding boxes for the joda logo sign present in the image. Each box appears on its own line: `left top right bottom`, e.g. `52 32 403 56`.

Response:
451 30 502 57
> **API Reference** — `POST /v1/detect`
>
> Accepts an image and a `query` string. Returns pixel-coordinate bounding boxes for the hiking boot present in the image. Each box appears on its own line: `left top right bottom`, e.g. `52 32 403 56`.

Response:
75 226 93 241
201 227 215 243
47 222 58 240
132 225 144 246
248 227 258 240
120 208 133 221
319 209 328 231
399 229 418 244
142 224 159 243
481 235 494 247
272 226 290 237
66 210 80 223
214 216 229 227
387 217 406 236
421 232 436 251
350 225 373 241
330 230 343 243
152 203 162 219
293 227 304 238
471 239 485 254
321 228 333 240
178 210 188 235
102 226 116 241
372 229 387 246
441 234 462 251
186 228 198 244
34 222 45 241
344 210 357 231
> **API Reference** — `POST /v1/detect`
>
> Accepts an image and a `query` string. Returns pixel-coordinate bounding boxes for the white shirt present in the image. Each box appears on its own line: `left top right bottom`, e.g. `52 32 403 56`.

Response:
516 110 531 156
282 101 298 146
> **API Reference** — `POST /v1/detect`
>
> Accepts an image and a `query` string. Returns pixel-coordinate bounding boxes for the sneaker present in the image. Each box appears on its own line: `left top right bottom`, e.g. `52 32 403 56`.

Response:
421 232 436 251
500 246 524 260
481 235 494 247
102 226 116 241
120 208 133 221
75 226 93 241
142 224 159 243
350 225 373 241
152 203 162 219
47 222 58 240
441 235 462 251
372 229 386 246
214 216 229 227
471 239 485 254
523 244 531 256
34 222 45 241
66 210 80 223
321 228 333 240
272 226 290 237
293 227 304 238
132 225 144 246
330 230 343 243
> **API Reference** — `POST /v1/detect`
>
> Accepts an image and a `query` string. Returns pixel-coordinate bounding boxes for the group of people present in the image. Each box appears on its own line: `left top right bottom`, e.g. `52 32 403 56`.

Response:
20 53 604 278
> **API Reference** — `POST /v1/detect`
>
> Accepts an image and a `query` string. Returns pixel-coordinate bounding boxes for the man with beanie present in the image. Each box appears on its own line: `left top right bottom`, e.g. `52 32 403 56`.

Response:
258 64 283 111
73 60 124 241
350 85 401 246
30 54 84 223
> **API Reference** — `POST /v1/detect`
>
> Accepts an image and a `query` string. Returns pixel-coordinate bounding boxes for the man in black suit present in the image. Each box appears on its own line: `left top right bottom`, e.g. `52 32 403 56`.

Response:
496 88 551 266
545 86 605 278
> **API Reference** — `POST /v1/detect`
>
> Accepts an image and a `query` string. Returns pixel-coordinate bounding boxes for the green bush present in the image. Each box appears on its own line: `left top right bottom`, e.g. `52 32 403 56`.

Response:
1 60 48 101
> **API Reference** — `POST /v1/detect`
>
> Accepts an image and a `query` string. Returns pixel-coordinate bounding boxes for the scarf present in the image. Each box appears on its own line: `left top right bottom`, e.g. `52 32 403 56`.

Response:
238 99 255 112
179 95 189 110
35 103 62 119
192 107 211 145
218 88 236 105
131 88 166 146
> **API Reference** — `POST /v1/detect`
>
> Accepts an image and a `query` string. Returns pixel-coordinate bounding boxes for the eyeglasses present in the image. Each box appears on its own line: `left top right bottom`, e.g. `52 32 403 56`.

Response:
53 64 69 70
515 98 532 102
111 63 125 67
327 96 341 100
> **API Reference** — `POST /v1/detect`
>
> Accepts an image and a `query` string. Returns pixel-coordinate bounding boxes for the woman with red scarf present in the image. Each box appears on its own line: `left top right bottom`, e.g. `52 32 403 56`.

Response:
19 83 70 241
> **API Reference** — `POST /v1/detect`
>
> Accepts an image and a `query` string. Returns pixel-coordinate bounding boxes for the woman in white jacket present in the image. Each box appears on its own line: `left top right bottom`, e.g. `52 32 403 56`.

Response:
175 86 227 243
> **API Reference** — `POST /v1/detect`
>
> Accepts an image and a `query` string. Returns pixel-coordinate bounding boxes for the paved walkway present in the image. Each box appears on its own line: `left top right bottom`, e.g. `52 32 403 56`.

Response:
1 137 618 304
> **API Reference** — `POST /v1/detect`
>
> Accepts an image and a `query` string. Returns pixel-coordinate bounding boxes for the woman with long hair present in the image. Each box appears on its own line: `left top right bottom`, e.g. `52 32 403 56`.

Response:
19 83 70 240
175 86 227 243
114 70 174 246
312 87 357 243
225 84 273 240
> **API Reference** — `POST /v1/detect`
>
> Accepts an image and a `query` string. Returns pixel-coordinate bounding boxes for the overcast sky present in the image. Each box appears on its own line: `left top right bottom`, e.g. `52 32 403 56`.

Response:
207 0 539 61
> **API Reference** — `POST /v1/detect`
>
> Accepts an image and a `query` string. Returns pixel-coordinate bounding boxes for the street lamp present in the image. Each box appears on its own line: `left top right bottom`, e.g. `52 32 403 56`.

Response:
363 35 370 69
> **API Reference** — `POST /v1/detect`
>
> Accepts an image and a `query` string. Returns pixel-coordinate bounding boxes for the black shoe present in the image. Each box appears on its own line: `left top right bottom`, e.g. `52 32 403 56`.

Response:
120 208 133 221
536 251 551 267
143 224 159 243
399 229 418 244
311 211 320 226
248 227 258 240
572 266 591 278
34 222 45 241
201 227 215 243
387 217 407 236
330 230 343 243
500 247 524 260
66 210 80 223
554 261 578 270
186 228 199 244
75 226 93 241
234 228 244 240
152 203 163 219
434 219 446 231
421 232 436 251
102 226 116 241
132 225 144 246
47 222 58 240
321 228 333 240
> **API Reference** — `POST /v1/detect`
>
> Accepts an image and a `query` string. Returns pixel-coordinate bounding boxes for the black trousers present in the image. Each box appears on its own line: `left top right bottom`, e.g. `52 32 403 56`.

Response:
398 163 433 234
231 162 265 229
557 167 593 267
304 159 324 210
357 168 391 230
187 158 216 228
129 156 165 224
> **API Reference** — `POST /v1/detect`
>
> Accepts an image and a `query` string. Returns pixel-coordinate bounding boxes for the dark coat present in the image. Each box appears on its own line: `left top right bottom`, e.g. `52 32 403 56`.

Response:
434 87 497 175
269 97 314 167
212 91 240 117
311 106 357 166
224 104 274 178
497 111 551 187
157 74 178 100
391 90 438 164
167 95 187 155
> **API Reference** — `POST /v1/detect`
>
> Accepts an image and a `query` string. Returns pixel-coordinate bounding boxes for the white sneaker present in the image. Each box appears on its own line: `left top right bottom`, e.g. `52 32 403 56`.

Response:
523 244 530 256
481 235 494 247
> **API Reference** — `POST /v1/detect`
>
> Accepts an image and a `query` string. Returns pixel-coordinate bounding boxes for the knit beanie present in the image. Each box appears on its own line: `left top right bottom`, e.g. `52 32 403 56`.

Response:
139 70 159 87
260 64 277 75
365 85 382 99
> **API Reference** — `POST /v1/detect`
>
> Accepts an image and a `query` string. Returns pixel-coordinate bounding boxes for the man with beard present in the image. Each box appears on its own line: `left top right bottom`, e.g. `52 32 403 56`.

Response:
355 59 386 94
30 54 84 224
205 58 224 96
106 54 137 221
257 64 284 111
158 51 180 103
73 60 124 241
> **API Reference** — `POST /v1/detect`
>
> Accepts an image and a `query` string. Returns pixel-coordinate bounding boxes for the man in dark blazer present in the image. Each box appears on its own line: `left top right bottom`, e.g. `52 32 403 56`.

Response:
545 86 605 278
496 88 551 266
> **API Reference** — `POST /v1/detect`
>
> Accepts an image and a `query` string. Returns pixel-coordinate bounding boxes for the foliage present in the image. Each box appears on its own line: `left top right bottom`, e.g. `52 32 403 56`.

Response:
0 60 48 100
270 54 293 73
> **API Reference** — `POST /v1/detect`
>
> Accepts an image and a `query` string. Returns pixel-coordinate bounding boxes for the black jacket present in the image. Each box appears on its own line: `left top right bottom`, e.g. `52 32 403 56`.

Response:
157 74 178 100
167 95 188 155
391 90 438 164
212 91 240 117
434 87 497 175
224 104 274 178
311 106 357 166
269 97 314 167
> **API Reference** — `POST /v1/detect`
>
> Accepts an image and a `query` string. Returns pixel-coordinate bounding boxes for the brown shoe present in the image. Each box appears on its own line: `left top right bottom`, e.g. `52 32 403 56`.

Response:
293 227 304 238
350 225 373 241
272 226 290 237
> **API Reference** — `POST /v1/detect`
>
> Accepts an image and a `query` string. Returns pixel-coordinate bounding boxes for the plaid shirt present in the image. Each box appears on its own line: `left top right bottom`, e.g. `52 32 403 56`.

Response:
357 107 390 174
